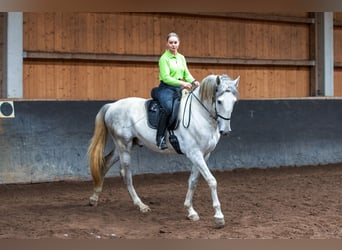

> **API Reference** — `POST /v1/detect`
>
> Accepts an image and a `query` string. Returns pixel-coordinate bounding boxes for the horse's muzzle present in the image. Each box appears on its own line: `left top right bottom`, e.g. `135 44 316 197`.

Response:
220 130 231 136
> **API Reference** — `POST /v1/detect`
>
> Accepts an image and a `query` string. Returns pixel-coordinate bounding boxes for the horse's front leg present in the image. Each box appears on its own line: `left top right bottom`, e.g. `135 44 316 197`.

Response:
89 149 119 206
184 153 212 221
187 152 225 228
184 166 200 221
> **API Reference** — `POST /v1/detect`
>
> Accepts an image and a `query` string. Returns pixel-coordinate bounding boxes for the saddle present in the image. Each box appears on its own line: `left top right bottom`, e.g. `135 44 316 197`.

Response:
145 87 183 154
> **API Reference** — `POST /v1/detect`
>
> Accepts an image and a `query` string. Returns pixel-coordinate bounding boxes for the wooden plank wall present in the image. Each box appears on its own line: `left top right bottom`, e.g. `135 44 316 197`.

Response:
0 13 4 97
334 13 342 97
22 13 317 100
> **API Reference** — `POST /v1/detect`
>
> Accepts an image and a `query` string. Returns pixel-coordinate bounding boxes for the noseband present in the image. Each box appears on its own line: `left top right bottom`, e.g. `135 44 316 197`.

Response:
213 90 232 121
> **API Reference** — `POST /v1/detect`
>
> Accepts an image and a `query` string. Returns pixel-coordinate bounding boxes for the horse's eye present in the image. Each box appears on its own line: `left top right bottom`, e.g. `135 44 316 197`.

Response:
217 100 222 105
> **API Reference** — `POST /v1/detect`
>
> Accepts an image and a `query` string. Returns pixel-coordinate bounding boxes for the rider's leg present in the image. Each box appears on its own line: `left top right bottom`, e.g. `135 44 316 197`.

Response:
156 85 175 150
156 108 169 149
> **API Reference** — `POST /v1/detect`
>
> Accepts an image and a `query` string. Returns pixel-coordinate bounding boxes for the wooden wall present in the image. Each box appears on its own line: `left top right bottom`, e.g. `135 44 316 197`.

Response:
21 13 339 100
334 13 342 97
0 13 4 97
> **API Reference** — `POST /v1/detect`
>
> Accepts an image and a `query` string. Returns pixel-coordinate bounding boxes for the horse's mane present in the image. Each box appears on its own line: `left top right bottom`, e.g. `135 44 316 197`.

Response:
199 74 238 102
199 75 217 102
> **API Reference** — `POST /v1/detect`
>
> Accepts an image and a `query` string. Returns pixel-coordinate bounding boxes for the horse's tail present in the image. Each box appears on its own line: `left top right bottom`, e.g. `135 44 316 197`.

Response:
88 104 110 188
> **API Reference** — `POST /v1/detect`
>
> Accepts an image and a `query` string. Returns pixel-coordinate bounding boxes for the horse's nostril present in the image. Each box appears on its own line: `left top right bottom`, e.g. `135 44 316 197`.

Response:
220 131 230 136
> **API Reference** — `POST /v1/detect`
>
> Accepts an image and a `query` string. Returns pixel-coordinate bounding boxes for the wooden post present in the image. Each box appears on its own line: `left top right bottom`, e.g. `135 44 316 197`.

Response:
309 12 317 96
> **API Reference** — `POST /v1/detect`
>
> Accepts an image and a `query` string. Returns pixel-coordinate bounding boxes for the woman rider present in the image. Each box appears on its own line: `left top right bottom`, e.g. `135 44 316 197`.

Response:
156 32 200 149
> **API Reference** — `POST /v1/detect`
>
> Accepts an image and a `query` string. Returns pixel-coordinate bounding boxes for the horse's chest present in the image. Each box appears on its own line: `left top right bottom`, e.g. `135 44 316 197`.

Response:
202 133 220 151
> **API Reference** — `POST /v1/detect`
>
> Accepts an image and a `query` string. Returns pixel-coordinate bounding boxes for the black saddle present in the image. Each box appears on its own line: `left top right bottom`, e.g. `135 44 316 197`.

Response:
145 87 181 131
145 87 183 154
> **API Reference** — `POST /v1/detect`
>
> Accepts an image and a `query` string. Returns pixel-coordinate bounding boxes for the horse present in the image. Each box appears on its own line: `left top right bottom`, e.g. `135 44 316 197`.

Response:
87 74 240 228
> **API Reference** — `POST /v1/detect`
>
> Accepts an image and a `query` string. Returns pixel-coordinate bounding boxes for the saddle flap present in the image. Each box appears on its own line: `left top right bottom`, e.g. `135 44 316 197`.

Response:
145 98 183 154
146 85 183 131
145 99 160 129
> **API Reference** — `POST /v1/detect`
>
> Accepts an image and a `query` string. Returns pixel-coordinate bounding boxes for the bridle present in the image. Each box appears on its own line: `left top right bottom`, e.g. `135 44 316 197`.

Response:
182 87 232 128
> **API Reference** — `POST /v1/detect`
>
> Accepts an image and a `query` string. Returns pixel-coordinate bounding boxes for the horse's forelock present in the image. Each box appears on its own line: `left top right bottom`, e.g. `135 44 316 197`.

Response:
229 84 239 97
220 74 239 97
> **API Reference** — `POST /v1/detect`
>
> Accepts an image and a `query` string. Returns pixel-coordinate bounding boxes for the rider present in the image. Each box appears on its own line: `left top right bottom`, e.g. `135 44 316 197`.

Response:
156 32 200 150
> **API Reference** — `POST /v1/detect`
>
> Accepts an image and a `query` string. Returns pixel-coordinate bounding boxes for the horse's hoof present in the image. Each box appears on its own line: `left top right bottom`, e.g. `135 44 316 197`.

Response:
89 197 98 206
188 213 200 221
140 205 151 213
214 217 225 229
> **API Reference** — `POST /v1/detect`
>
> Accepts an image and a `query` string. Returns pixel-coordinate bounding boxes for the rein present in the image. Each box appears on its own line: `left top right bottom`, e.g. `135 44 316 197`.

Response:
182 88 231 128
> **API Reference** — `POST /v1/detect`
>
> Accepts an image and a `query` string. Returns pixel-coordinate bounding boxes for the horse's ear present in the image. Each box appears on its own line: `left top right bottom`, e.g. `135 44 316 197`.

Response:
216 75 221 85
234 76 240 87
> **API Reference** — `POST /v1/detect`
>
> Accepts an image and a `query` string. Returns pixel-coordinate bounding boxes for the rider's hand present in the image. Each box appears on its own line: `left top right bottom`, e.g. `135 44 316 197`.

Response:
180 81 193 91
192 80 200 87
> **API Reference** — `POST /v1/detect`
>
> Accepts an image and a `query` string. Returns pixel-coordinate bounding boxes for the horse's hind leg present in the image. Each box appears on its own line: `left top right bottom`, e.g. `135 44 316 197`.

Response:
89 149 119 206
120 150 151 213
184 166 200 221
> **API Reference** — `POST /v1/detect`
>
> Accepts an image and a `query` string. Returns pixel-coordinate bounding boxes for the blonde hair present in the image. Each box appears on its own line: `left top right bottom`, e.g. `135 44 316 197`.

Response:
166 32 179 41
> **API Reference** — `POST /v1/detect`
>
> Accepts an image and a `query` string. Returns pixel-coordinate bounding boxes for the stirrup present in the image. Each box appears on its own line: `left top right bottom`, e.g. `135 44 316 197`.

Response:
157 137 168 150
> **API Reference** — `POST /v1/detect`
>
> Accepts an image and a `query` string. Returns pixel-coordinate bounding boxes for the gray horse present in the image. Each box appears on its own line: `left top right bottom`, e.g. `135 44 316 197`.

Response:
88 74 240 228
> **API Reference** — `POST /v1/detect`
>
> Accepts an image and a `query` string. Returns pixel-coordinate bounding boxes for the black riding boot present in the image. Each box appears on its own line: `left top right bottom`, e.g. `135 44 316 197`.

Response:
156 110 169 150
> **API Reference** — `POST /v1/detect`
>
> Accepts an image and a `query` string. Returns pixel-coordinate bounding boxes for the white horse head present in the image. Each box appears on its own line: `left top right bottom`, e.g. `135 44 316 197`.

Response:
197 74 240 135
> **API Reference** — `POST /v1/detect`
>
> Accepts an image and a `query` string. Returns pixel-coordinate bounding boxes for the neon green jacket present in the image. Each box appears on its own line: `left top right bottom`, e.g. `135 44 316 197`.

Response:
159 49 195 87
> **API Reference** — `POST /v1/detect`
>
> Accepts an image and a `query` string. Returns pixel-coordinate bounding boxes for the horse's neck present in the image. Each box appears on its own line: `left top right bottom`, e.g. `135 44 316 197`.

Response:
191 88 215 117
181 89 218 129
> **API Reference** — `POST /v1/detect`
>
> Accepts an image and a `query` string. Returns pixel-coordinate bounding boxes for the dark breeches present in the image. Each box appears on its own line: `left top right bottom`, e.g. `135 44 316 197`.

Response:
157 82 180 116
